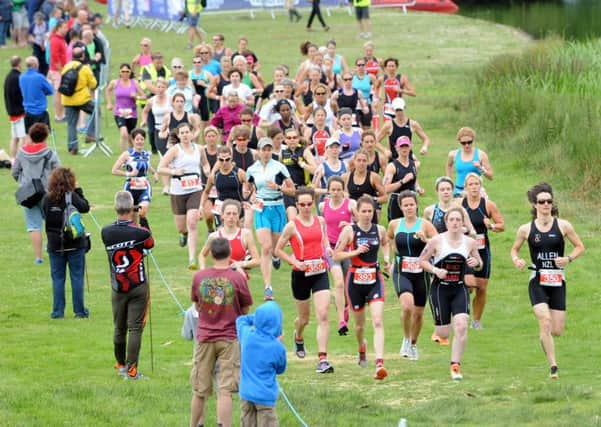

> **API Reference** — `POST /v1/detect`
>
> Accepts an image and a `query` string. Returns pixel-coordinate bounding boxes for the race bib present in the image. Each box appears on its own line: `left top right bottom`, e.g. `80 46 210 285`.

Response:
401 256 422 273
476 233 486 250
129 177 148 190
212 199 223 215
208 186 218 199
354 267 377 285
118 108 133 118
304 258 326 277
539 269 563 287
180 174 201 190
383 103 394 117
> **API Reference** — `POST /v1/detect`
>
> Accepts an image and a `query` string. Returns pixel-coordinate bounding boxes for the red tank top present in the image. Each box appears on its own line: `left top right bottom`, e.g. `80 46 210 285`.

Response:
219 228 246 262
290 216 325 269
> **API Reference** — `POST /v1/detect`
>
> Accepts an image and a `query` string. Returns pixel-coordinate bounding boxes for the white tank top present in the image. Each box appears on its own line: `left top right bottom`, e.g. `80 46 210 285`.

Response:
151 97 172 130
433 235 470 265
170 143 202 195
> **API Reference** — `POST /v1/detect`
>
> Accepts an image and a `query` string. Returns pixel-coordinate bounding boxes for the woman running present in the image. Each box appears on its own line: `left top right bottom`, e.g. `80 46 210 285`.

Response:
334 108 362 164
351 58 377 130
378 57 415 117
331 72 369 129
157 122 203 270
302 107 331 171
302 83 335 129
106 63 146 151
198 199 259 276
446 127 493 197
423 176 474 235
359 130 386 175
207 55 231 114
387 190 437 360
334 195 390 380
199 126 221 232
271 99 302 134
189 54 213 131
275 187 334 374
419 206 483 381
312 137 347 201
342 149 386 223
461 173 505 329
111 128 158 226
510 183 584 379
319 176 356 335
279 128 308 221
140 77 171 156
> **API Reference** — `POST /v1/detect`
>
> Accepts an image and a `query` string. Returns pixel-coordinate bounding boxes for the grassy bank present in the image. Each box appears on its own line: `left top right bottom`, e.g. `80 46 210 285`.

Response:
473 36 601 198
2 10 600 427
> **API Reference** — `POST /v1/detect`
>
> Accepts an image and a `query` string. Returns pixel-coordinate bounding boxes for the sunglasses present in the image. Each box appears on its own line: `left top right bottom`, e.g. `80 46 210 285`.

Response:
460 140 473 146
140 43 149 47
240 119 252 123
297 201 313 208
218 157 232 162
343 78 353 81
236 137 248 141
193 61 202 64
537 199 553 205
315 92 326 95
274 90 284 93
120 69 131 73
173 65 183 68
285 135 298 139
199 51 210 54
356 63 366 66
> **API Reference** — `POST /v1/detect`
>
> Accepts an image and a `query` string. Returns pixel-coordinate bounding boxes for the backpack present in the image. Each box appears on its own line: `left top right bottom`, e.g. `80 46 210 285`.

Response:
62 192 85 241
58 63 84 96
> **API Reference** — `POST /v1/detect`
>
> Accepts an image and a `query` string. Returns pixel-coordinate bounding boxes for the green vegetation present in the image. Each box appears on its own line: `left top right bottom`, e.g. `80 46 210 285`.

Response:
473 36 601 198
1 9 600 427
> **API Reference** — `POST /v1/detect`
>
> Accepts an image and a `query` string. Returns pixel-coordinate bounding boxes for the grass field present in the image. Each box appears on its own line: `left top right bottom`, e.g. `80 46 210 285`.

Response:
1 8 600 427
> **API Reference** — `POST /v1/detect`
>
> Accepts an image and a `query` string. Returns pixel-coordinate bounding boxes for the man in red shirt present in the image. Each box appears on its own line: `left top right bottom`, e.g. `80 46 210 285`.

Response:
189 237 253 427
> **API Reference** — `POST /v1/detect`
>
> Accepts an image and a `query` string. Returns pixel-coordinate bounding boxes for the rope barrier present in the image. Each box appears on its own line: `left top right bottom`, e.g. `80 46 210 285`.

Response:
280 387 309 427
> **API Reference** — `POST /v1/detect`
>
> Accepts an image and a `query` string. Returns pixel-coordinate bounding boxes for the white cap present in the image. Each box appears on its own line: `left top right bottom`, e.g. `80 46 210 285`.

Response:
391 97 406 111
325 137 341 148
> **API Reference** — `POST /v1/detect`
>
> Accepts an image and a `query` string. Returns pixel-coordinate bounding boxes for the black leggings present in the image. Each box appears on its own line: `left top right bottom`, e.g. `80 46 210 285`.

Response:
307 0 327 29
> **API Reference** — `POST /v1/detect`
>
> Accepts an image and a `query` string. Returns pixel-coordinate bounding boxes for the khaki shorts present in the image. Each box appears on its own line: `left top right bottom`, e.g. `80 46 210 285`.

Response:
170 191 201 215
191 340 239 398
10 116 26 139
240 399 279 427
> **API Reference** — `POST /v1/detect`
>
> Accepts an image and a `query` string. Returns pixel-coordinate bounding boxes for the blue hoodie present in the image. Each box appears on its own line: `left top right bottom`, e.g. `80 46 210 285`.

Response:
236 301 287 407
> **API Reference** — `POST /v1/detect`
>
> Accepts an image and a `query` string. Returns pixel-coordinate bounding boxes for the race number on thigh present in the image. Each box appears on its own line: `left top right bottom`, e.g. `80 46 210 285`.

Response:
539 269 563 287
475 233 486 250
129 177 149 190
401 256 422 273
354 267 377 285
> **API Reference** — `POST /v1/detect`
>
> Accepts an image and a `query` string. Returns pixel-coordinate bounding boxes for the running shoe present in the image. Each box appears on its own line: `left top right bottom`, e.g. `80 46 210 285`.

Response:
34 258 43 265
316 360 334 374
272 257 281 270
294 337 306 359
179 233 188 247
374 365 387 380
431 332 449 346
358 340 368 368
338 321 348 336
125 365 144 380
549 365 559 380
114 362 127 376
400 338 410 358
450 363 463 381
162 186 169 195
471 320 483 330
263 286 274 301
188 260 198 271
409 344 419 361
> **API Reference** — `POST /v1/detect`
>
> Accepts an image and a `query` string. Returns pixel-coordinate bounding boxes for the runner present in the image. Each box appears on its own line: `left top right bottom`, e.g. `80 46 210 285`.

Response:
159 93 201 143
461 173 505 329
376 97 429 160
110 128 158 226
342 149 386 223
157 122 203 270
279 128 309 221
270 99 302 134
231 125 257 171
378 57 415 117
334 195 390 380
387 190 437 360
446 127 493 197
274 186 334 374
418 206 483 380
359 130 386 175
189 54 213 132
331 72 369 128
352 58 377 130
302 107 331 171
246 137 295 300
302 83 335 130
423 176 474 235
510 182 584 379
333 108 362 164
312 137 347 201
383 136 423 221
198 199 260 277
199 126 220 232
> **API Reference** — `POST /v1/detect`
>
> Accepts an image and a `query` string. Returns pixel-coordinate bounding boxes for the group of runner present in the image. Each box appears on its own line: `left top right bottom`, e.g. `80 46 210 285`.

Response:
105 33 584 382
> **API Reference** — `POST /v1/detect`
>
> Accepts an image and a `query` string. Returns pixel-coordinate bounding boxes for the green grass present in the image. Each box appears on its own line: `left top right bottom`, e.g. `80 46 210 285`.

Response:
1 9 601 427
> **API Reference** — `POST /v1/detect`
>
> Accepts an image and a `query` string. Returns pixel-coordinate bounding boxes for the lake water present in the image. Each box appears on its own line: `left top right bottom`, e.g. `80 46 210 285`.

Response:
458 0 601 40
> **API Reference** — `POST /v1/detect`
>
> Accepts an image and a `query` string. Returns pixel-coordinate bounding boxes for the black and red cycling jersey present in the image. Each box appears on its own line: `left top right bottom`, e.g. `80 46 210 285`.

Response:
101 220 154 293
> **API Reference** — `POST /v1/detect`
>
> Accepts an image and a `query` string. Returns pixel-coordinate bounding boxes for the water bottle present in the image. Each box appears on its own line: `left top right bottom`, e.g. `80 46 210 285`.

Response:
398 418 407 427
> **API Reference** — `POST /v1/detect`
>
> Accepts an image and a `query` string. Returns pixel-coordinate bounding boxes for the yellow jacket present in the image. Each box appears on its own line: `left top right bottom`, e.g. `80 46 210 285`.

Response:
60 61 98 106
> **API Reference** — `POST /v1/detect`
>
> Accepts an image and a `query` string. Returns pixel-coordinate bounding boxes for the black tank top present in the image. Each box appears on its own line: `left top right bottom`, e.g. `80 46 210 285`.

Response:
351 223 380 267
215 167 243 201
302 87 313 107
217 74 230 96
201 146 217 184
431 204 447 233
280 146 305 186
233 149 254 171
248 126 258 150
462 197 489 246
392 158 417 192
394 218 427 260
337 88 359 110
277 118 296 133
368 152 381 175
389 118 412 159
168 112 189 131
348 171 376 201
528 218 564 270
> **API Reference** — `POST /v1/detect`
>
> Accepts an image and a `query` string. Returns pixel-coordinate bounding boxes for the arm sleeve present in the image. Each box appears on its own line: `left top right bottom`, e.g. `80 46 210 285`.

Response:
72 188 90 213
235 314 254 343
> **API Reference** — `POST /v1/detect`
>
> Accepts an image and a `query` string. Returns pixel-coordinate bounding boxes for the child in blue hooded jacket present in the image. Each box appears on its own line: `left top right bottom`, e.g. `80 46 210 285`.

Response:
236 301 287 427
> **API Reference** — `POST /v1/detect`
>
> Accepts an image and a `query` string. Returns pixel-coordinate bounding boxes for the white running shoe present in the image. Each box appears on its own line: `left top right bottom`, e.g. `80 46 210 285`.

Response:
471 319 483 330
399 338 410 358
409 344 419 361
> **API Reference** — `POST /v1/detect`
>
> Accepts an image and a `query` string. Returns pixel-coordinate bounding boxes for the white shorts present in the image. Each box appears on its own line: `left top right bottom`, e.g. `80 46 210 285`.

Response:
11 116 26 139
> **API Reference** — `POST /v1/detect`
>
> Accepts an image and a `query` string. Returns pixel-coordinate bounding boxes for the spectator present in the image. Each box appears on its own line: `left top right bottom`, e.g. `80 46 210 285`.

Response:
19 56 54 132
28 11 49 75
48 20 68 122
11 0 29 47
61 46 97 154
4 56 26 158
190 237 253 427
0 0 11 49
41 167 90 319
